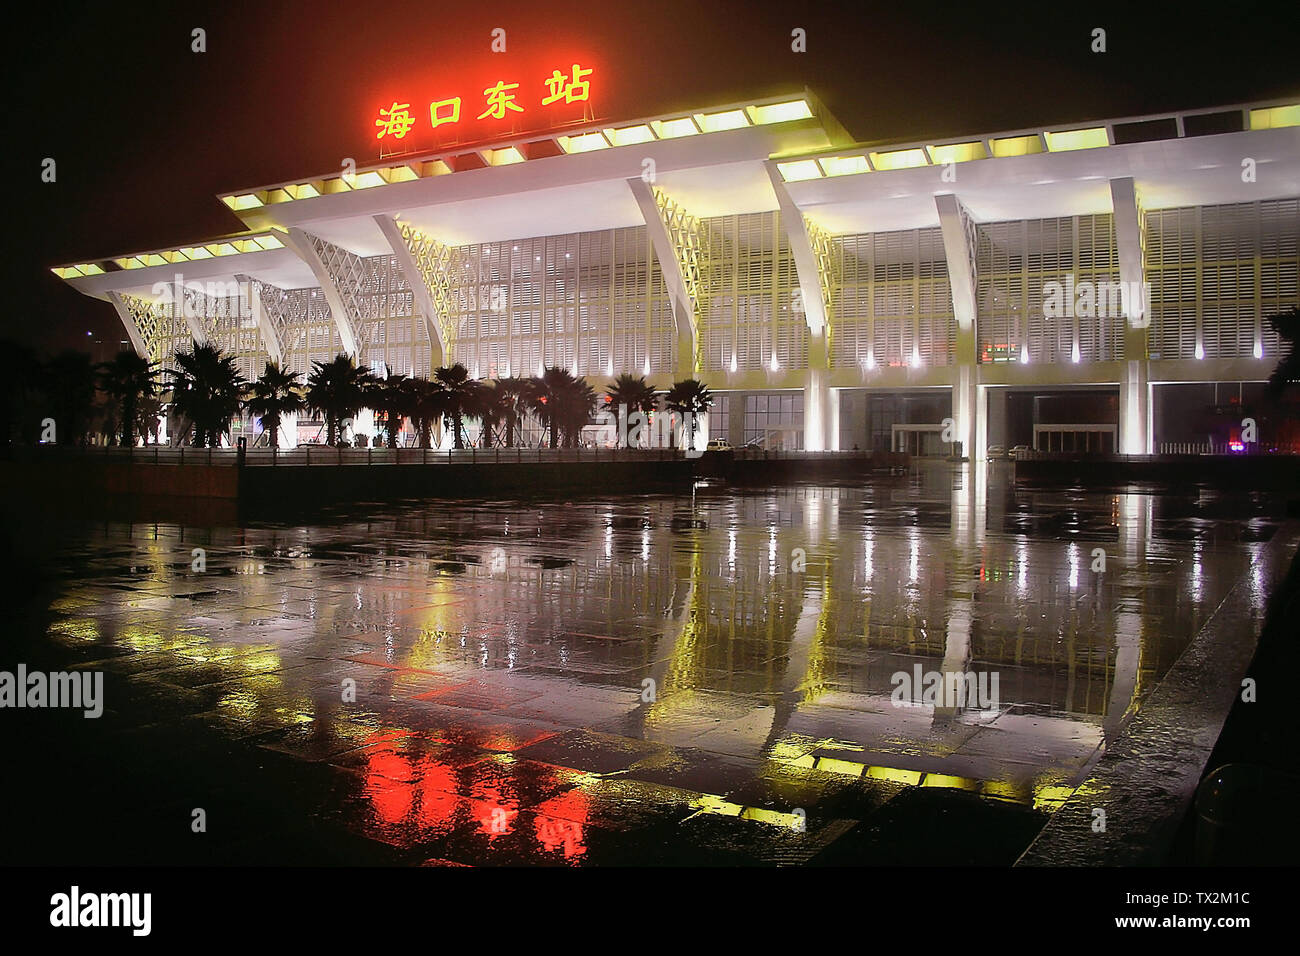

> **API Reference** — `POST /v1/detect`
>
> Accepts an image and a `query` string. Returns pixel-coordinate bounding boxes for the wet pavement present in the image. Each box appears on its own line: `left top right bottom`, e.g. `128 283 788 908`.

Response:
2 462 1283 865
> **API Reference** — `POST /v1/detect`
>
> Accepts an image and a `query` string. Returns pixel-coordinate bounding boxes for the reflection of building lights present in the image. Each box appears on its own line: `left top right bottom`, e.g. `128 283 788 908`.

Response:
770 353 780 372
1195 342 1205 360
640 528 650 561
1068 542 1079 589
1254 341 1264 359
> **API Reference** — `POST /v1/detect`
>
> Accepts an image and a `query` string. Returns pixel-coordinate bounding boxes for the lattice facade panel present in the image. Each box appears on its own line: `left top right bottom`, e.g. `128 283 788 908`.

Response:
699 212 808 373
1145 199 1300 361
975 214 1123 364
832 227 954 369
443 226 674 381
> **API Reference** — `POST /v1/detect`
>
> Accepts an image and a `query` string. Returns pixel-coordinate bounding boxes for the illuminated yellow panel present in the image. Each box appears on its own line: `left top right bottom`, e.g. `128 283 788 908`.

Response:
140 253 167 267
223 193 263 210
231 239 259 253
604 124 655 147
419 160 454 177
777 159 822 182
81 263 105 275
558 132 609 154
113 257 142 270
746 100 813 125
207 243 238 257
818 155 870 177
694 109 749 132
161 250 187 263
382 164 420 182
1043 127 1109 151
869 148 928 170
52 267 79 279
814 756 865 778
319 178 352 194
651 116 700 139
1033 784 1078 811
482 146 526 165
865 766 923 786
919 773 979 792
352 170 386 189
981 780 1031 803
179 246 213 260
287 182 320 199
691 794 743 817
990 134 1043 158
739 807 805 828
254 234 284 250
928 141 988 164
1249 104 1300 129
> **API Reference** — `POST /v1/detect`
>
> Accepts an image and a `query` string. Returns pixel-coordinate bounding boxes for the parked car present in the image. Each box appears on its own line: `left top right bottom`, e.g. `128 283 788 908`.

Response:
1010 444 1032 458
987 444 1007 459
705 438 733 452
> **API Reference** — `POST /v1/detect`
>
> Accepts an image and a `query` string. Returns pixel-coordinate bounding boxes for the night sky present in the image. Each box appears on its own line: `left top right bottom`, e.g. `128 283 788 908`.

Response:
12 0 1299 356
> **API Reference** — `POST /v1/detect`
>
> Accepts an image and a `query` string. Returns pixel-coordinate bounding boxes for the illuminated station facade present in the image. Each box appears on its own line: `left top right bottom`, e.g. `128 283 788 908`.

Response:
55 86 1300 455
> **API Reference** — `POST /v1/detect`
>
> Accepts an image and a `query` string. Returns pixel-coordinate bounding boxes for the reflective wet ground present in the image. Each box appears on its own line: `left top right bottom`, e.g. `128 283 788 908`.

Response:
3 462 1283 865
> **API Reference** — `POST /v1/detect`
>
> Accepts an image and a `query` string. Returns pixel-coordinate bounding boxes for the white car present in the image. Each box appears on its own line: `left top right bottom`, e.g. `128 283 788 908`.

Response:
705 438 733 451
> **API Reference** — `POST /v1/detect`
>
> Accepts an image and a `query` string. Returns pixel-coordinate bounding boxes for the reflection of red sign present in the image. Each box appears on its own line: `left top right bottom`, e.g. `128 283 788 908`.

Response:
374 62 596 147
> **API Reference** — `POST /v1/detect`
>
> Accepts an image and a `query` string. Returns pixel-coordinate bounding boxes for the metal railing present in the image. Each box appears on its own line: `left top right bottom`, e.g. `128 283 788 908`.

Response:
20 444 886 467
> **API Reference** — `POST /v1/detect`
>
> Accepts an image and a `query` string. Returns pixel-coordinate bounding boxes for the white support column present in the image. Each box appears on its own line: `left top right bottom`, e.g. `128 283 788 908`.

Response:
626 178 698 380
169 277 208 347
237 274 283 367
1111 177 1152 454
765 162 833 451
280 227 361 358
935 193 982 460
107 291 151 359
373 214 447 369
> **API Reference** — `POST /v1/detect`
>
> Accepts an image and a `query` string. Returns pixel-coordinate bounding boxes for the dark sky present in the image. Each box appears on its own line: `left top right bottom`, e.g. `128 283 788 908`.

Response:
11 0 1299 356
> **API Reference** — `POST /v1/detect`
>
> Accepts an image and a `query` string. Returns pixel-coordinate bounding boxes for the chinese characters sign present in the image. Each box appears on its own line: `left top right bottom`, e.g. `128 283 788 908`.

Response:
375 63 593 144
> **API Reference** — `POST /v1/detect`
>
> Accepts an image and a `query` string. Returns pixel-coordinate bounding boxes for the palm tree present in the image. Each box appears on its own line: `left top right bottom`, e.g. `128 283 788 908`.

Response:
135 395 164 445
1265 306 1300 400
604 373 656 447
368 367 411 449
169 342 248 447
45 350 98 446
305 353 374 447
557 377 598 447
487 377 533 448
98 351 160 447
664 378 714 452
530 366 586 449
244 361 305 449
433 363 487 449
402 376 445 449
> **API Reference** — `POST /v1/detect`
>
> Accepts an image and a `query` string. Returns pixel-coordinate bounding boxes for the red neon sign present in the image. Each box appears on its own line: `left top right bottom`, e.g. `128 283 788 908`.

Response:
373 61 597 152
